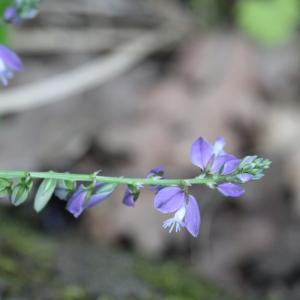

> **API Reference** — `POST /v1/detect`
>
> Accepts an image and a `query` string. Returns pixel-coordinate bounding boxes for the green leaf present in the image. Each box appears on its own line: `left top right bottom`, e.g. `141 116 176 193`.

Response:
0 0 12 44
0 0 13 13
34 179 57 212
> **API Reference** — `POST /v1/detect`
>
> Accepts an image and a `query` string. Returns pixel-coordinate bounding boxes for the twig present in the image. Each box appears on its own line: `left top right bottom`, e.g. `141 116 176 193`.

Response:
0 27 185 114
12 28 150 53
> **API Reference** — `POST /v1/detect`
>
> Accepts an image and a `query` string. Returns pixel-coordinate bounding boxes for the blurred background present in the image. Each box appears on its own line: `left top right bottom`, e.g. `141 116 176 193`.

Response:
0 0 300 299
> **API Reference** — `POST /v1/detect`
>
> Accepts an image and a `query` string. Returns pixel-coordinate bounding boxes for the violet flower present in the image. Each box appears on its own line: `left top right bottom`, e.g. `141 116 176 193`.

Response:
147 166 164 192
4 6 22 24
4 0 39 24
190 137 240 175
217 183 244 197
122 184 142 207
154 187 200 237
0 45 23 86
66 183 115 218
190 137 245 197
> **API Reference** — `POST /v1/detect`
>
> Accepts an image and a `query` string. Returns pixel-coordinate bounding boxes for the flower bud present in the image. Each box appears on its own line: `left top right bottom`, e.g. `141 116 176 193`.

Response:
11 179 32 206
54 179 76 200
122 184 141 207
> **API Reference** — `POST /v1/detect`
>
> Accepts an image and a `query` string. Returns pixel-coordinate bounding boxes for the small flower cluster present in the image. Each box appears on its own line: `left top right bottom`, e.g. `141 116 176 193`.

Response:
0 137 270 238
0 0 40 86
4 0 39 24
149 137 270 237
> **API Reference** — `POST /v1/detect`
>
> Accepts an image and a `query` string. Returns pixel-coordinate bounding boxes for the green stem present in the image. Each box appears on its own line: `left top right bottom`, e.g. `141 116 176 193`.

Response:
0 170 235 187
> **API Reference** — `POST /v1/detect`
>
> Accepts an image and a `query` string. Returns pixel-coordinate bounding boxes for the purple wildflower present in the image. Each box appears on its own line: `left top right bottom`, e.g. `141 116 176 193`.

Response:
122 184 142 207
0 45 23 86
190 136 240 175
190 136 248 197
66 183 115 218
154 187 200 237
147 166 164 192
4 0 39 24
122 188 135 207
147 166 164 178
4 6 22 24
217 183 244 197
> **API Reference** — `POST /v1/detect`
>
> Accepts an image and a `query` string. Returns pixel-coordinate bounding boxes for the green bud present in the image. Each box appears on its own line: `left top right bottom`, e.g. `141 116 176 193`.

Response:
11 180 32 206
54 179 76 200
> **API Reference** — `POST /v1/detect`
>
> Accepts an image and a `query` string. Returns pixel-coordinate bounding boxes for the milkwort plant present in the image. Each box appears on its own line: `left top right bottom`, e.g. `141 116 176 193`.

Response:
0 0 40 85
0 137 271 237
0 2 271 237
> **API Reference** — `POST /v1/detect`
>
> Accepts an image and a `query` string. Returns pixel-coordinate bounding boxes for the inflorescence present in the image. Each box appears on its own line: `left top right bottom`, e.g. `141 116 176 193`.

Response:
0 137 271 237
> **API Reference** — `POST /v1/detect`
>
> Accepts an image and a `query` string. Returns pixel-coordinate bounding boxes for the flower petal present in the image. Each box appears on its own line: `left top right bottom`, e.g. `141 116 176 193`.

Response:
86 183 115 209
154 187 185 213
210 154 236 174
217 183 244 197
147 166 165 192
213 136 225 155
237 173 253 183
190 137 213 169
147 166 164 178
66 185 87 218
221 159 240 175
0 45 23 71
122 188 135 207
184 195 201 237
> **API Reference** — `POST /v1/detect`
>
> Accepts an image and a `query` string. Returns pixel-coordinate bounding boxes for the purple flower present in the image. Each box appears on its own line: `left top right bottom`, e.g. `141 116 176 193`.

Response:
0 45 23 86
154 187 200 237
4 0 39 24
66 183 115 218
190 137 240 175
217 183 244 197
147 166 164 178
122 188 135 207
147 166 164 192
122 184 142 207
4 6 22 24
66 185 87 218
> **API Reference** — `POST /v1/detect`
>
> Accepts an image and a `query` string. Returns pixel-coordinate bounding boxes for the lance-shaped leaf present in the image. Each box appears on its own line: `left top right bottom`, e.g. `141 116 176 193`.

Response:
34 178 57 212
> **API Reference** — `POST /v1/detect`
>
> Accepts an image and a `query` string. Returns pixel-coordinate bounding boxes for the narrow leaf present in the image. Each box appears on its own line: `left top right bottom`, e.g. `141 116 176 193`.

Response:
34 179 57 212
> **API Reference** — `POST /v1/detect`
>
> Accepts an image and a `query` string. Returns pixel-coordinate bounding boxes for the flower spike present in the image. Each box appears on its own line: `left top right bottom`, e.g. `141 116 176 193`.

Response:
0 136 270 238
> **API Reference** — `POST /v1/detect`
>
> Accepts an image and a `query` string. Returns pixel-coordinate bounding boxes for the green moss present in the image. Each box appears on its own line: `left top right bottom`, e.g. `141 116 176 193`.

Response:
135 261 238 300
59 285 89 300
0 210 272 300
0 213 56 297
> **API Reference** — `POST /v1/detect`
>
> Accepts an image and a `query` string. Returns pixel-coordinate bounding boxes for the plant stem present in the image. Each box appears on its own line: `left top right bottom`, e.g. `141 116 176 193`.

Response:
0 170 235 187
